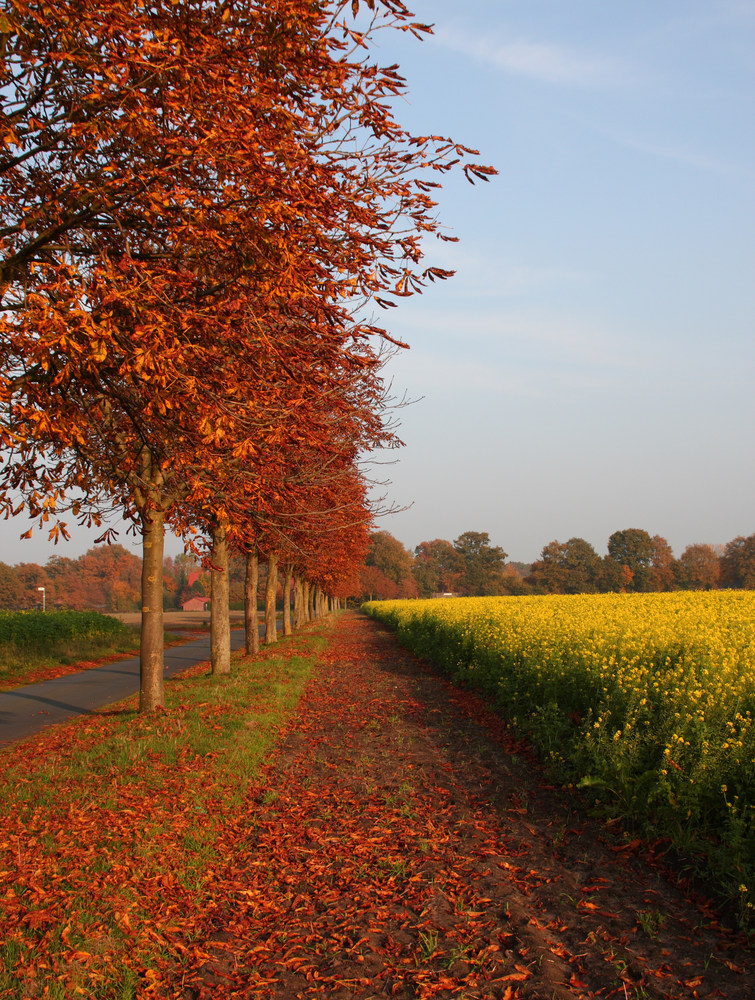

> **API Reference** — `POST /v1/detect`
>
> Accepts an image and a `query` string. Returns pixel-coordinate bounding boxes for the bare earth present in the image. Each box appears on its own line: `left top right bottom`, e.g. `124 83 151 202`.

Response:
110 610 246 629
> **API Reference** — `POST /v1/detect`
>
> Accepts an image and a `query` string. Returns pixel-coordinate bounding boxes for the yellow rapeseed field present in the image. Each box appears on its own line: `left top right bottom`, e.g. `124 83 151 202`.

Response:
364 591 755 923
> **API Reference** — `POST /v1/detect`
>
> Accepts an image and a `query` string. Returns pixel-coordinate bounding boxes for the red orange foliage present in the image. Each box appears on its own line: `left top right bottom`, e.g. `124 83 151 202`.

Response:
0 0 493 709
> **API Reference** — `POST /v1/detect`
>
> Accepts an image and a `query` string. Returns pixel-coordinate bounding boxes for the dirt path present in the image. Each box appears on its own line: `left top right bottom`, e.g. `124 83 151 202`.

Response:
174 614 751 999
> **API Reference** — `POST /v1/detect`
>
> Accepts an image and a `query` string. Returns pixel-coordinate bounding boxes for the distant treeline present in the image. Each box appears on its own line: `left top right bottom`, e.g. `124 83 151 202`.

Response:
3 529 753 611
357 529 755 600
0 546 249 612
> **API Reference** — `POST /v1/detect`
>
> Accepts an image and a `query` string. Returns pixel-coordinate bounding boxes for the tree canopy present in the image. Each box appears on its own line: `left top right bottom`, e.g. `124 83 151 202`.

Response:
0 0 494 709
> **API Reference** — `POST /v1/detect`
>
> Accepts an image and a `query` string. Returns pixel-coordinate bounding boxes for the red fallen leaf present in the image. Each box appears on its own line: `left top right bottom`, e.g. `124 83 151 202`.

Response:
569 974 590 988
722 961 745 973
610 838 642 852
500 968 531 983
23 909 57 928
683 978 704 988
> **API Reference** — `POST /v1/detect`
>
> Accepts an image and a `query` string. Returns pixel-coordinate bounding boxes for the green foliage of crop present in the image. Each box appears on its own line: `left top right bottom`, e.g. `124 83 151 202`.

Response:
0 611 137 688
364 592 755 928
0 609 132 646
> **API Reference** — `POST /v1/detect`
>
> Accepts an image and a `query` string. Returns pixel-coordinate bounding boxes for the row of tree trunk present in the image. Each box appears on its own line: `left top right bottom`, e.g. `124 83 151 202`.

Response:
208 530 341 678
139 517 343 709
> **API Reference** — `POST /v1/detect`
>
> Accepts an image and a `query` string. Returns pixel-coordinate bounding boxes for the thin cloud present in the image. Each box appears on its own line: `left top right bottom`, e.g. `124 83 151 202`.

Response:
609 132 753 178
432 25 628 87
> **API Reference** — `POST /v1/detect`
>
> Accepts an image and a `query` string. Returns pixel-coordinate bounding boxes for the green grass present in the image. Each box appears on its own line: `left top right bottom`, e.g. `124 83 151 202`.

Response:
0 622 332 998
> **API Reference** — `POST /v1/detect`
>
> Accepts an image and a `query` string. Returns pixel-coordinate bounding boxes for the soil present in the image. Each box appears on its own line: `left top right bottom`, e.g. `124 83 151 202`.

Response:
174 613 752 999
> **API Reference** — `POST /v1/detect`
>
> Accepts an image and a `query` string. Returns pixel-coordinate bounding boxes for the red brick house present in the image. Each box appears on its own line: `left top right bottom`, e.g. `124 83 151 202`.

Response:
181 596 210 612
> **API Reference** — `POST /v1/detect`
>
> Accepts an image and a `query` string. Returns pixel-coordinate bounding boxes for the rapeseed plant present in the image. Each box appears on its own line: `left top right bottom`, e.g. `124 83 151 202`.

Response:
365 591 755 925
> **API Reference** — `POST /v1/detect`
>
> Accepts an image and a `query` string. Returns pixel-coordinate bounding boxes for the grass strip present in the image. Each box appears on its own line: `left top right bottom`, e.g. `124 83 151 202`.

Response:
0 619 333 1000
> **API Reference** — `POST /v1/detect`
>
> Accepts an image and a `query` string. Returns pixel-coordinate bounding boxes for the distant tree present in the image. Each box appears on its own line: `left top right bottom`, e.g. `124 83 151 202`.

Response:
110 578 139 611
228 552 247 607
649 535 676 591
562 537 602 593
359 564 398 602
676 544 721 590
14 563 50 608
606 529 655 592
44 554 82 607
528 537 600 594
77 545 142 610
598 555 634 593
32 546 142 610
720 535 755 589
0 563 24 609
528 541 569 594
365 532 417 598
162 556 180 608
413 539 464 597
498 564 531 596
453 531 508 596
507 561 533 577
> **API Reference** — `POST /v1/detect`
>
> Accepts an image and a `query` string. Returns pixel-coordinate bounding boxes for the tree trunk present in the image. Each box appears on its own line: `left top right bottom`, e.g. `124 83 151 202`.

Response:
293 573 305 630
265 551 278 644
282 561 293 636
307 581 315 621
244 546 259 655
210 520 231 675
140 507 165 713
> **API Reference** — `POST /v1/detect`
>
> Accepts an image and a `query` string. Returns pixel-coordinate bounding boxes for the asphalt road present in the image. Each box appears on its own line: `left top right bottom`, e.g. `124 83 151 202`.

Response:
0 629 251 745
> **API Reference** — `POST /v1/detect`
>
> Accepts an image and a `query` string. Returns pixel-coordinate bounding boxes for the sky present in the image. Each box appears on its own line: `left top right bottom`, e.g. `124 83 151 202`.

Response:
362 0 755 562
2 0 753 568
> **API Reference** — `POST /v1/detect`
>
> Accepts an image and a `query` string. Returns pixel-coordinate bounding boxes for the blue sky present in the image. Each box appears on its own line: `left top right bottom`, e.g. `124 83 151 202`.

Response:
2 0 753 567
364 0 754 562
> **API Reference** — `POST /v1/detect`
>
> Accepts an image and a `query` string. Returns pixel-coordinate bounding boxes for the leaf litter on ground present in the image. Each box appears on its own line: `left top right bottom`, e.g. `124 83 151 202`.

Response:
0 612 751 999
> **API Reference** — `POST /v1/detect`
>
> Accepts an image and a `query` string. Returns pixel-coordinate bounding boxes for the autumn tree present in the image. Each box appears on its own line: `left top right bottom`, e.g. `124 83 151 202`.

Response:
498 564 531 596
365 531 417 598
412 539 463 597
649 535 676 592
528 541 568 594
720 535 755 589
562 538 602 593
12 563 49 609
453 531 507 596
597 555 633 593
1 1 492 709
606 529 655 593
528 537 601 594
676 544 720 591
359 564 398 601
0 563 24 608
195 370 393 668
